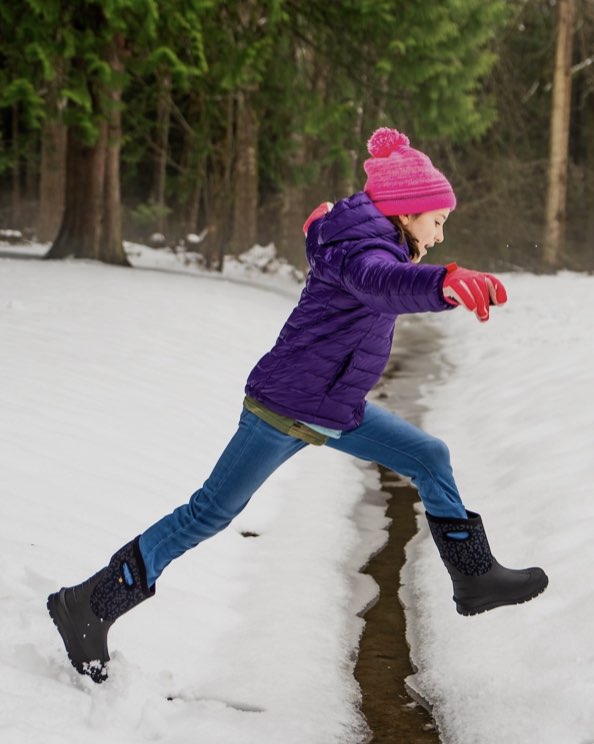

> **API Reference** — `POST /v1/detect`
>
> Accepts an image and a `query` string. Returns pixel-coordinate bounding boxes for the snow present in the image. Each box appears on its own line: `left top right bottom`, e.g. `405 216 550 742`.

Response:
0 244 379 744
402 271 594 744
2 238 593 743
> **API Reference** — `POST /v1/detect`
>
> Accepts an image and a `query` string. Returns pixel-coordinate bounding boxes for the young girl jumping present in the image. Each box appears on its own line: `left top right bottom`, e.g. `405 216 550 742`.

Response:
48 127 548 683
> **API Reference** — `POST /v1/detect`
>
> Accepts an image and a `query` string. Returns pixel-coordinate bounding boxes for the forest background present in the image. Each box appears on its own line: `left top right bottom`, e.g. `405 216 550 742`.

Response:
1 0 593 273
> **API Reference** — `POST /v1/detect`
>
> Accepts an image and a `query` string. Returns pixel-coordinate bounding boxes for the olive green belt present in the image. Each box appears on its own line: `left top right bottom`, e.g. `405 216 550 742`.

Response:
243 396 328 446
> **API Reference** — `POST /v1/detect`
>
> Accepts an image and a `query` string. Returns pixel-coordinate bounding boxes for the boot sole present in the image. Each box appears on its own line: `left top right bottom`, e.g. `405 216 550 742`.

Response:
456 575 549 616
47 592 108 683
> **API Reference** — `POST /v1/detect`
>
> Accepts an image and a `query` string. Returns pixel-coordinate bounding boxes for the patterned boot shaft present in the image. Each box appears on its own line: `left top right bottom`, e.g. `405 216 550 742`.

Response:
426 510 493 577
90 536 155 622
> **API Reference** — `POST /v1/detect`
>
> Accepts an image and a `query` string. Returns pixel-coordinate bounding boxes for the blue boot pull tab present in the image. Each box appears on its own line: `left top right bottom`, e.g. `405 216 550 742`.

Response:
446 531 470 540
122 562 134 586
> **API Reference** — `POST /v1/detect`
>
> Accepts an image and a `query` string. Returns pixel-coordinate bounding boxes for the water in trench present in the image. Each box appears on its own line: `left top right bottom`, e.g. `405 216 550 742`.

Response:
354 318 448 743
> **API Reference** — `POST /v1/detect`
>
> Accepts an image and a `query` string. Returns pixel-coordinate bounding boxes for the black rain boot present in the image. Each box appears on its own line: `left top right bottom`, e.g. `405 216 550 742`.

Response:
426 511 548 616
47 536 155 682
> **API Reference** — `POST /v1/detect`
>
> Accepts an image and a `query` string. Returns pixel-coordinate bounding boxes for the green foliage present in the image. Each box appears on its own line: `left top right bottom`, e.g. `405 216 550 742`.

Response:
0 0 199 140
1 0 509 157
373 0 509 140
0 80 45 127
250 0 510 200
130 200 172 228
23 42 55 81
6 0 580 267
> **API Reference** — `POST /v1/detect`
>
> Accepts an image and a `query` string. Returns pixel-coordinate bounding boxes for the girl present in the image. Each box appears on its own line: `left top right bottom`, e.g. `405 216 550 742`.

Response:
48 127 548 683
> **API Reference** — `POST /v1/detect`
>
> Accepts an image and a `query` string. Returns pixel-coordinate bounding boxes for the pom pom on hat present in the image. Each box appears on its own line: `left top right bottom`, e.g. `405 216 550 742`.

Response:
364 125 456 215
367 127 410 158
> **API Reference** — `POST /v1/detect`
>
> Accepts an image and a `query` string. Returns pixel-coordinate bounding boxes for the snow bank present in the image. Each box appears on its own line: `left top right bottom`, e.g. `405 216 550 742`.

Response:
403 272 594 744
0 252 383 743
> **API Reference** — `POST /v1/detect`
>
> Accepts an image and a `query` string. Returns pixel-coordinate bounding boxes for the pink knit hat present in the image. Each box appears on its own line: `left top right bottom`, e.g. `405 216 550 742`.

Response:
363 127 456 216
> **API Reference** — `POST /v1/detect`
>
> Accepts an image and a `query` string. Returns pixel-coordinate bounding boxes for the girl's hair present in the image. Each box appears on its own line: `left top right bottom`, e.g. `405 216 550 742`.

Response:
387 215 420 262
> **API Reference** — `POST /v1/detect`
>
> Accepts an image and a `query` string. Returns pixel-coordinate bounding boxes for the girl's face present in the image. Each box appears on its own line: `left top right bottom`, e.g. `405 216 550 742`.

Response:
400 209 450 261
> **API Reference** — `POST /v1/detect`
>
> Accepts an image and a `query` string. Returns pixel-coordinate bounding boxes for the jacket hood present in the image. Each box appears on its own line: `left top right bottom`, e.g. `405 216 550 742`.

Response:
319 192 395 244
306 191 408 269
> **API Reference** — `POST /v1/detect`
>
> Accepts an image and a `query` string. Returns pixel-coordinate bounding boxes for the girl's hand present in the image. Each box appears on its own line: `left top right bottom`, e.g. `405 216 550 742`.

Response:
442 263 507 322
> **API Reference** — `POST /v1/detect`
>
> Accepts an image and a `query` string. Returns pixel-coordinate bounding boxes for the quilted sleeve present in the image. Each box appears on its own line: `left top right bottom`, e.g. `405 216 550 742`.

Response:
342 248 453 314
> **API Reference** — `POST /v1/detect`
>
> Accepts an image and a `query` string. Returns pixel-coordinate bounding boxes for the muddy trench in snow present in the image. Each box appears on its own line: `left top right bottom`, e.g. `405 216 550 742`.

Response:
354 319 447 743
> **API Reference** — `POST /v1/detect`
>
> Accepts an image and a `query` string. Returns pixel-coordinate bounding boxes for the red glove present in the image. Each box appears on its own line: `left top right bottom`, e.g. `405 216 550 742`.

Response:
442 263 507 322
303 202 334 235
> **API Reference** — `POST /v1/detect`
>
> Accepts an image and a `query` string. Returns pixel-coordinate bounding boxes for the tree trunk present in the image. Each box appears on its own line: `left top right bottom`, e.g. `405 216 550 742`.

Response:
46 122 108 260
338 93 364 198
203 93 234 271
153 72 172 234
12 105 21 228
544 0 575 268
277 131 306 268
25 141 38 214
46 39 129 265
186 178 202 237
179 136 203 242
230 90 258 253
174 95 205 241
100 37 128 266
583 94 594 263
37 117 67 242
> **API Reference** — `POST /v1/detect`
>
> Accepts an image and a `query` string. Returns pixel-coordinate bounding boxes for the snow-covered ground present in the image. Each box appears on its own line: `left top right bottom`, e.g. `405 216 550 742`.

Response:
403 271 594 744
1 240 593 743
0 243 382 744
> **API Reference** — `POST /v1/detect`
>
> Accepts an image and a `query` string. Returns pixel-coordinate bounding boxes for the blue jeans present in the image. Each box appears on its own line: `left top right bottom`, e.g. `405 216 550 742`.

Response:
139 402 467 586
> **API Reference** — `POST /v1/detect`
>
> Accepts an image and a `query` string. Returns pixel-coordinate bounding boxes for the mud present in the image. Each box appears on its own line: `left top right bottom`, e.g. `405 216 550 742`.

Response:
353 471 440 743
354 319 446 743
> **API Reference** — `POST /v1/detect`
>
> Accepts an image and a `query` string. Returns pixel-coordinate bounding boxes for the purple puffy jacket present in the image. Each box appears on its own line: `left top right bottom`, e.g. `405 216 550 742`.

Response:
245 191 452 429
